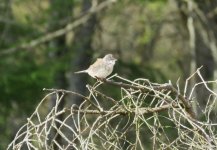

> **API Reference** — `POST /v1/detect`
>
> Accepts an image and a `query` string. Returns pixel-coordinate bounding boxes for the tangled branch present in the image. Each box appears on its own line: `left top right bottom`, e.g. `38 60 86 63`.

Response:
7 72 217 150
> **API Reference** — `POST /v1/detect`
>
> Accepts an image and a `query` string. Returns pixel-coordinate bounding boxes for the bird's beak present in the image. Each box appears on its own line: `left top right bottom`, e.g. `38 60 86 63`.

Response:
112 56 117 61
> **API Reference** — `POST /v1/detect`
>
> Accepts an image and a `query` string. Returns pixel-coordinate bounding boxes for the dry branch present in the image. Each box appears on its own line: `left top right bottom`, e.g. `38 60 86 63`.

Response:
7 73 217 150
0 0 117 56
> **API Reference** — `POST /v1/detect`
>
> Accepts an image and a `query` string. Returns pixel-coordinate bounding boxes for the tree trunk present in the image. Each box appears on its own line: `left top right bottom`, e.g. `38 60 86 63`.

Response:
48 0 73 149
177 0 216 117
66 0 97 145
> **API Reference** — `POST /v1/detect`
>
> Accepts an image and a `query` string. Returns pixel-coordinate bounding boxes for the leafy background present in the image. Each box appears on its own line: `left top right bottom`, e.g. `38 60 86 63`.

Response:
0 0 216 149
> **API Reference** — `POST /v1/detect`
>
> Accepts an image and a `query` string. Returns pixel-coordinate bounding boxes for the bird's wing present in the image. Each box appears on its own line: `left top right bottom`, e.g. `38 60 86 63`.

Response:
88 58 104 72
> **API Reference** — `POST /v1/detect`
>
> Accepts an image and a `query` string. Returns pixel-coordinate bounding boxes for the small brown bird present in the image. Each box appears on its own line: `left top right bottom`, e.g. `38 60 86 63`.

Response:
75 54 117 78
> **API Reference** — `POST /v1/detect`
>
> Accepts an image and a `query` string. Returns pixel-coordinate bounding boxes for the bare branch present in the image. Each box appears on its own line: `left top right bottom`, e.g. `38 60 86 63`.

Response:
0 0 117 56
7 73 217 149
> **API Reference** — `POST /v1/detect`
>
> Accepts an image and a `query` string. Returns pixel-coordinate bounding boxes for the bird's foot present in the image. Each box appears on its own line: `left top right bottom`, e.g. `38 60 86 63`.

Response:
95 76 106 82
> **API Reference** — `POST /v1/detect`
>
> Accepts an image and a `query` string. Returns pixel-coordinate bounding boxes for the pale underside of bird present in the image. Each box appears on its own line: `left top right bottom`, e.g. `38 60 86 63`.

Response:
74 54 117 79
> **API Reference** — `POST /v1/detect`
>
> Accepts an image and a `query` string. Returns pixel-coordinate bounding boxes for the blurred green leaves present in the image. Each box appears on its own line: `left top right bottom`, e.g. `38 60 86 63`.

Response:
0 51 54 112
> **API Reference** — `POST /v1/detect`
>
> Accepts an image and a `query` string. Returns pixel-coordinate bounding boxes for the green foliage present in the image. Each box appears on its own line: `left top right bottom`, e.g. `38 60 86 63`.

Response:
0 51 54 113
1 0 216 149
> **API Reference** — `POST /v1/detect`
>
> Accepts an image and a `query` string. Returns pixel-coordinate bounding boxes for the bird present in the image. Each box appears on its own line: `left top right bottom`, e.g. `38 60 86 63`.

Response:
74 54 117 79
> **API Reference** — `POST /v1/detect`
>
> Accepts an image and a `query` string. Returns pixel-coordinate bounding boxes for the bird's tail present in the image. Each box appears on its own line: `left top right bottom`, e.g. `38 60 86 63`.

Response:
74 70 87 74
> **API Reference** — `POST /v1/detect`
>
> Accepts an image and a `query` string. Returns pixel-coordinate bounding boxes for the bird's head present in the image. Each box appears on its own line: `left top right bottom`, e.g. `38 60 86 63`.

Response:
103 54 117 65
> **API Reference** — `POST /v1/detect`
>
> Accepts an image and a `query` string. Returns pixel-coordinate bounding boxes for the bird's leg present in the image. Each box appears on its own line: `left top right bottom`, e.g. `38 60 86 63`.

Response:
95 76 106 82
92 77 104 88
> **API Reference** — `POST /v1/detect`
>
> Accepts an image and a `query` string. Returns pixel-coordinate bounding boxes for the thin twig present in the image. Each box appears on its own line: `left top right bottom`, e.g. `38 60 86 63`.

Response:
0 0 117 56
